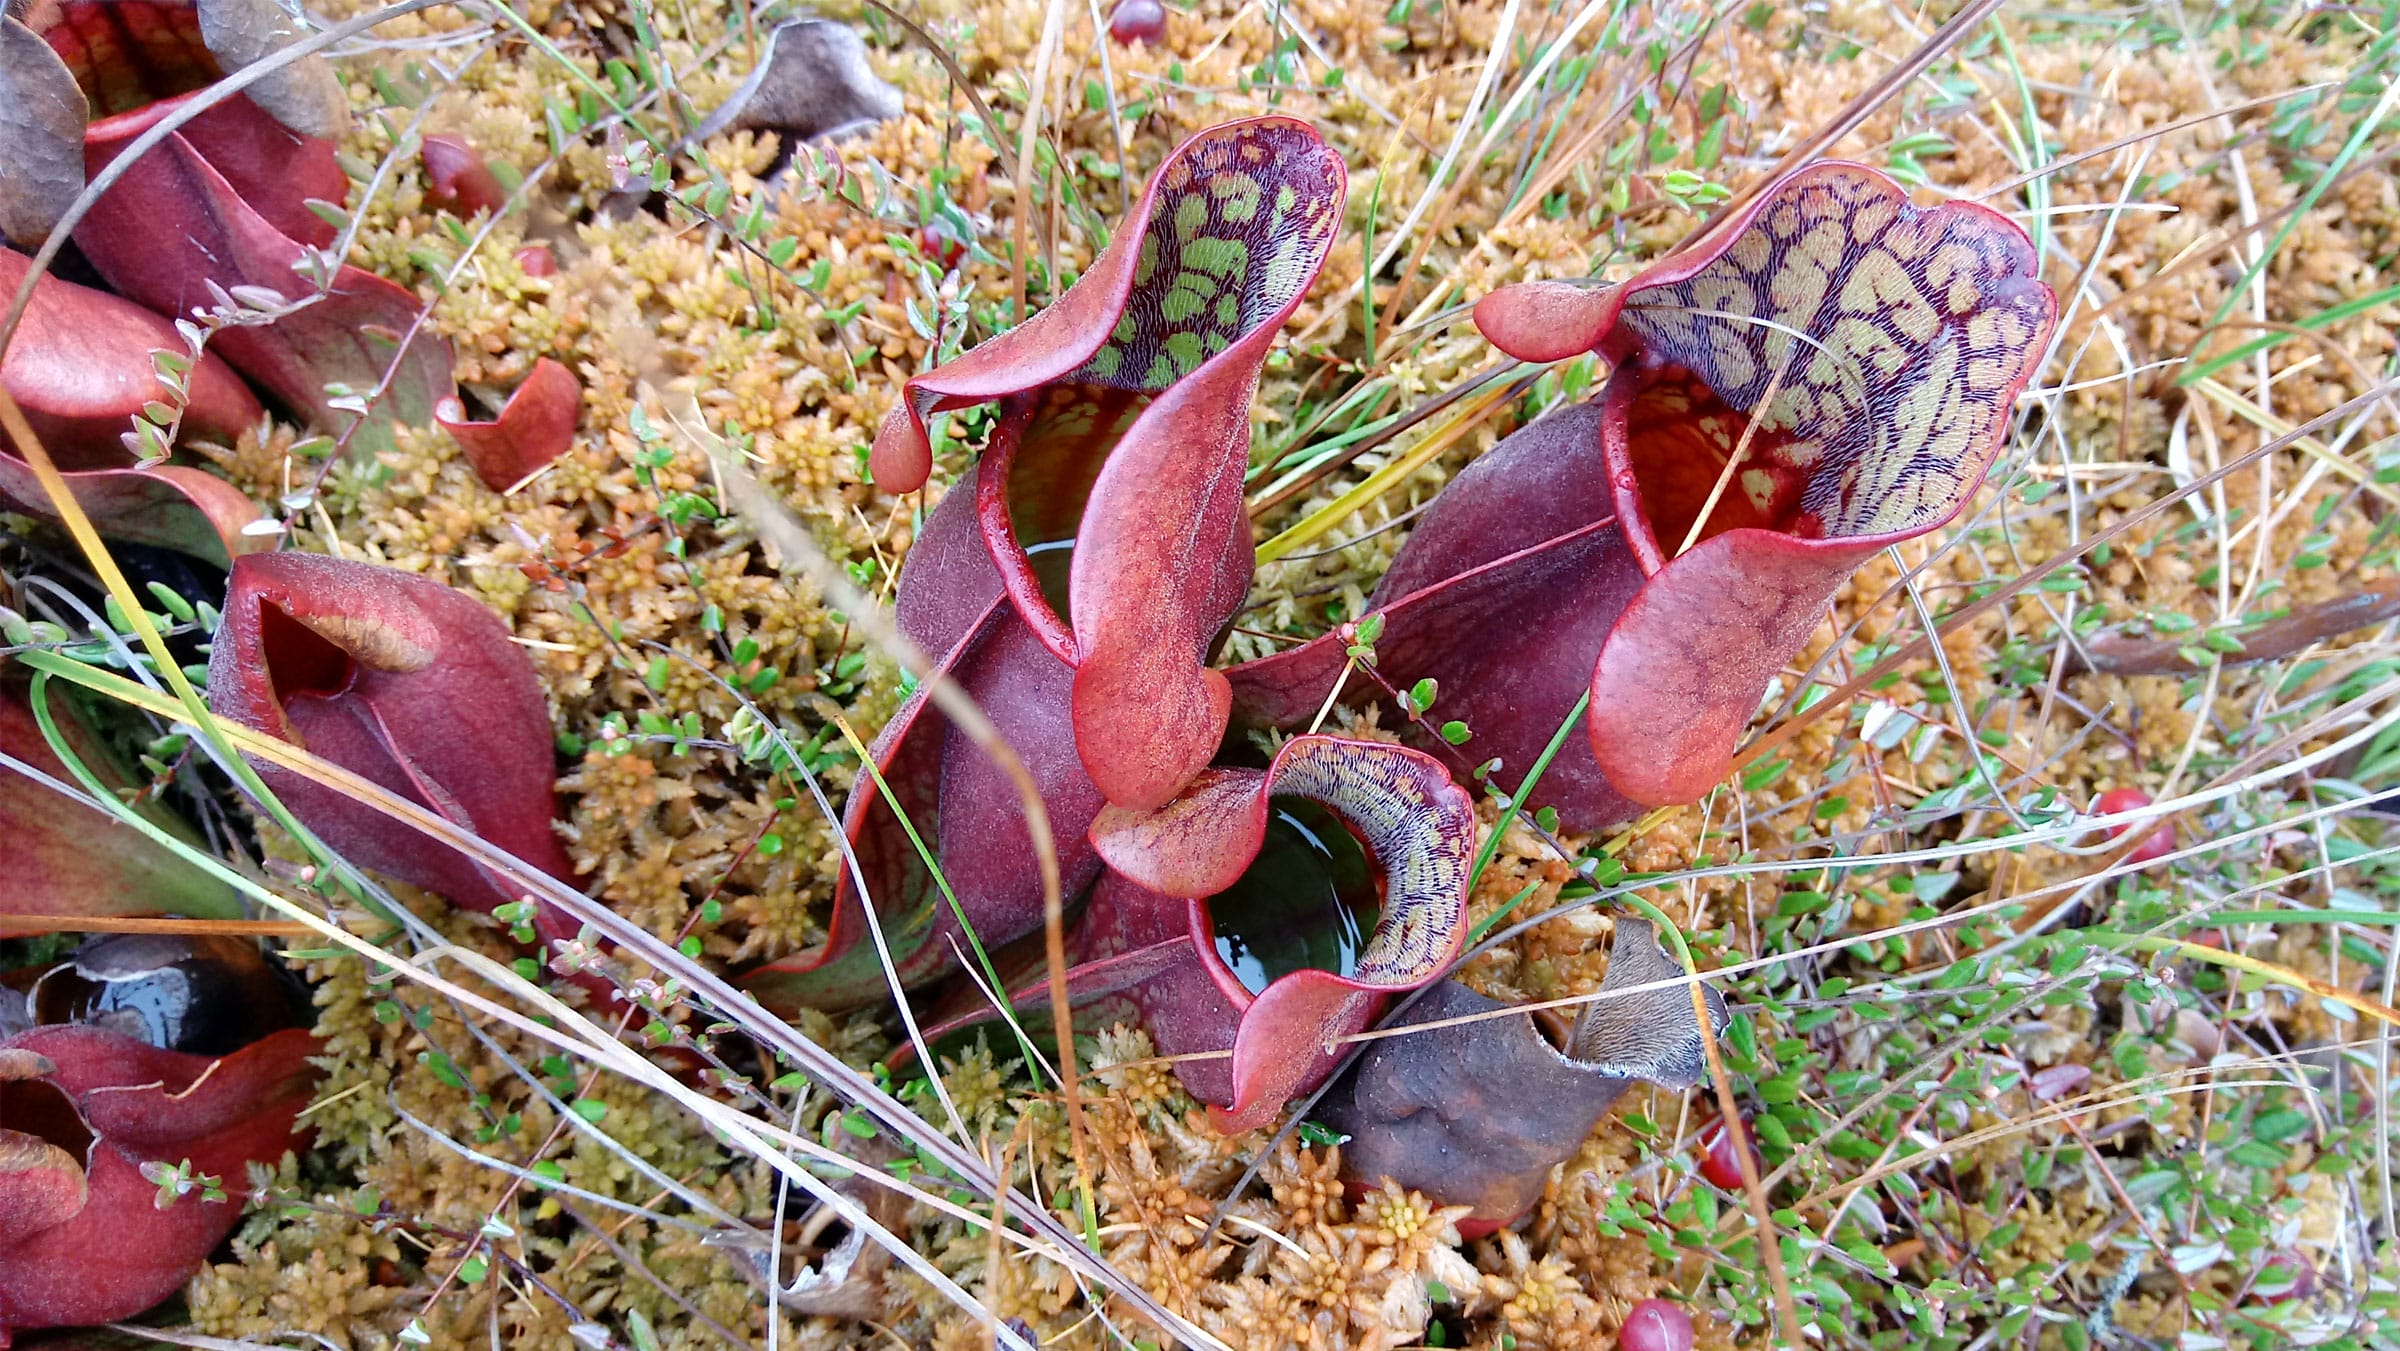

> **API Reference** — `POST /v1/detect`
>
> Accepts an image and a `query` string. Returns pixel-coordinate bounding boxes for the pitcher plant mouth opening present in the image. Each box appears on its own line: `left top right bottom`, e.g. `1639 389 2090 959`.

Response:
1203 793 1382 997
1223 162 2058 826
1609 365 1825 558
978 384 1155 644
1092 734 1474 1131
868 115 1347 813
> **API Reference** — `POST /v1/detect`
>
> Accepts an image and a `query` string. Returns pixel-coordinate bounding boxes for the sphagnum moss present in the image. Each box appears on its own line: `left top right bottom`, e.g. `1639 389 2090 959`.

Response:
105 0 2398 1344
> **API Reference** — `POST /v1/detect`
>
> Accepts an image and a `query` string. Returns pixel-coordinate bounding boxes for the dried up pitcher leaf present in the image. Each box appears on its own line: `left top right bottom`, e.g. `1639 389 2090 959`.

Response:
0 14 86 248
1320 919 1727 1224
688 18 903 150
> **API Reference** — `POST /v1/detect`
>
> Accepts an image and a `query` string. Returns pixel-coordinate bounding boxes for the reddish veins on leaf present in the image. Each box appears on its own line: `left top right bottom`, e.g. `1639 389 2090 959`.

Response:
870 115 1347 811
1241 163 2057 828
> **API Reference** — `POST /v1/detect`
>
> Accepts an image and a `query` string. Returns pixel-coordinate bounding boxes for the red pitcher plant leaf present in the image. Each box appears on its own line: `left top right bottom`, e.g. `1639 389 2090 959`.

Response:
0 934 317 1337
1318 919 1726 1227
906 867 1247 1102
0 0 455 454
75 94 453 446
1 677 244 936
419 133 508 218
742 451 1107 1011
870 116 1345 812
1237 164 2054 825
916 735 1472 1132
1083 734 1474 1132
1227 400 1647 830
0 247 260 463
435 355 581 492
1483 163 2057 806
206 552 581 939
0 245 268 564
0 457 264 565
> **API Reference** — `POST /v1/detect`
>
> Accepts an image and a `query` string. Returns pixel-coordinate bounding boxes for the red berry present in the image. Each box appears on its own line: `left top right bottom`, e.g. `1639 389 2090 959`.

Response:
513 243 557 277
917 223 966 271
1109 0 1167 44
1697 1116 1757 1191
2092 786 2175 865
1619 1298 1694 1351
421 135 508 217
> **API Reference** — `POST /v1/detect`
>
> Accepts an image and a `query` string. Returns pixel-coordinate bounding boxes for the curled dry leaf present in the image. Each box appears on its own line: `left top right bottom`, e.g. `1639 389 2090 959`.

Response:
742 457 1106 1011
0 14 85 248
205 551 580 935
0 245 268 563
1318 919 1727 1225
688 18 903 150
187 0 346 139
0 677 243 935
1237 163 2054 825
873 116 1346 811
708 1131 912 1319
0 974 317 1337
939 735 1474 1132
420 133 508 218
435 355 581 491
